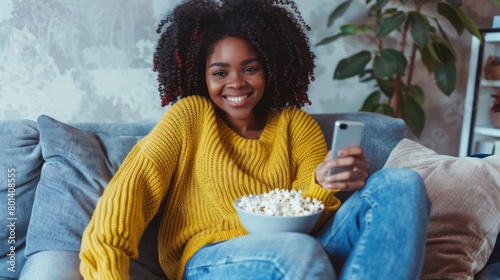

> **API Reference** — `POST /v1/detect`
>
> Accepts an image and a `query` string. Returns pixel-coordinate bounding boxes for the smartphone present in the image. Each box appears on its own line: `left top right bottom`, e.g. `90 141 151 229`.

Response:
327 120 365 177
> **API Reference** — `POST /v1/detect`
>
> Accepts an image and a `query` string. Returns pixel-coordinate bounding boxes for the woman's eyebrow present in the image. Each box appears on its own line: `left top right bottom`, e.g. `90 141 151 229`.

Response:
208 62 229 69
240 58 259 66
208 58 259 69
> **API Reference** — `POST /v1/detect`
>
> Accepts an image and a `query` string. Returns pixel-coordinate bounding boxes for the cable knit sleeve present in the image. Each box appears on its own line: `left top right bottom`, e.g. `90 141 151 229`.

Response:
79 99 193 279
288 109 341 214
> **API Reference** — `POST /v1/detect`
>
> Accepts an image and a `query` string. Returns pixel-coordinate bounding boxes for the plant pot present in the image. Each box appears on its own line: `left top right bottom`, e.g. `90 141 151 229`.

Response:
491 110 500 128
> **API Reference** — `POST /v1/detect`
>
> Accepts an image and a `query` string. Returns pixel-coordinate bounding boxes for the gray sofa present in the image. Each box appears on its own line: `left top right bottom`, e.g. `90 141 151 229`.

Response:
0 111 495 279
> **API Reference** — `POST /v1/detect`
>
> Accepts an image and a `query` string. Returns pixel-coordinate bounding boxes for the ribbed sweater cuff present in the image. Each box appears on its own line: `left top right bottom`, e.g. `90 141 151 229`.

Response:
80 249 130 280
309 170 340 211
81 264 129 280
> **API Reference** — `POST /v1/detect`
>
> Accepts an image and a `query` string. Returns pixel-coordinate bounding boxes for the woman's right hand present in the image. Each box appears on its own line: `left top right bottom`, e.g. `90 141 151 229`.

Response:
315 146 370 191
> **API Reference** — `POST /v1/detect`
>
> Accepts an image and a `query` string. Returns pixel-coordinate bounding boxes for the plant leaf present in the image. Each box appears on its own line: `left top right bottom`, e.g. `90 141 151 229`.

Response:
409 11 430 49
359 68 373 78
374 104 394 116
384 8 398 15
359 69 375 82
445 0 462 8
403 95 426 137
376 78 395 97
334 50 372 79
373 49 407 78
424 39 444 64
433 43 457 95
360 91 382 111
316 25 370 47
434 62 457 95
434 42 456 62
434 19 450 43
359 92 394 116
340 24 368 34
437 3 464 35
490 0 500 7
376 11 406 37
315 33 345 46
420 44 436 73
374 0 391 10
453 6 483 44
327 0 353 27
409 85 425 105
399 0 410 3
360 76 375 82
432 32 457 60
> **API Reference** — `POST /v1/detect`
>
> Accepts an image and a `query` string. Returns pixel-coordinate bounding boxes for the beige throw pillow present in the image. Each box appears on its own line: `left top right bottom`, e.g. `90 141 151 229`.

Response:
383 138 500 280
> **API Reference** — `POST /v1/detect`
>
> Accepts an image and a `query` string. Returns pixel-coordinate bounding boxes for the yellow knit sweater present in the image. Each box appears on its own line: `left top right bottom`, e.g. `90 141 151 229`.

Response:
80 95 340 279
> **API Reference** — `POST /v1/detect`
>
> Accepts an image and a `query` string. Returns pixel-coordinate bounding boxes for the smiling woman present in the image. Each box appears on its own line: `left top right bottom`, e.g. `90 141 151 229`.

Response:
78 1 431 280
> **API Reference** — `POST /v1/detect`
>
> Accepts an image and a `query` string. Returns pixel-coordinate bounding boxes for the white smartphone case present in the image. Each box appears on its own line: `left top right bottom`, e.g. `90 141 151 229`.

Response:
328 120 365 176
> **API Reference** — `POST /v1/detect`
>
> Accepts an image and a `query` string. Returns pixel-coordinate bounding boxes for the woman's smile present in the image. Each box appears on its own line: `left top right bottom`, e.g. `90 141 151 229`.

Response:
224 92 252 105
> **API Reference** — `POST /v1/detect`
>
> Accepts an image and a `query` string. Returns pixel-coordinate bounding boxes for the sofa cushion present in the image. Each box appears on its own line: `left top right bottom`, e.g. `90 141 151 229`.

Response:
383 138 500 279
0 120 42 279
25 115 167 277
26 115 141 255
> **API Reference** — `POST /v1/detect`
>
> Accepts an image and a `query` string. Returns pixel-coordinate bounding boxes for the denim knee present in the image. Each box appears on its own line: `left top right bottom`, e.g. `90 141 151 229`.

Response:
184 232 335 280
368 168 421 186
370 168 427 193
19 251 83 280
276 233 334 279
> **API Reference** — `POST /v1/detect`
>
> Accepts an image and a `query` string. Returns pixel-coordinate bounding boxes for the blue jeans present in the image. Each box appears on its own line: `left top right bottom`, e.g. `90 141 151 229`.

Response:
18 251 167 280
184 168 432 279
19 251 83 280
476 262 500 280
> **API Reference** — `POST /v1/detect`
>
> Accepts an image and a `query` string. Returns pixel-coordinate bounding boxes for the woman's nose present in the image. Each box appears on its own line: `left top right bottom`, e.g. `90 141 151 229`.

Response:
228 73 246 88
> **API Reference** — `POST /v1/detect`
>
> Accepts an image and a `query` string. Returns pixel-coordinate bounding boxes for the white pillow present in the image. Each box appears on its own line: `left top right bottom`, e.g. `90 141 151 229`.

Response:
383 138 500 279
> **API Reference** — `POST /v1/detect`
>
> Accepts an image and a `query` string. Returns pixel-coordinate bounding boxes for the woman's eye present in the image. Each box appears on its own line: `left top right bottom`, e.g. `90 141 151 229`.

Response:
244 67 257 73
212 71 226 77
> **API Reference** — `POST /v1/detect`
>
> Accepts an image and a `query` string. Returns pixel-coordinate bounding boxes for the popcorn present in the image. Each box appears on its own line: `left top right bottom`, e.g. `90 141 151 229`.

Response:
237 189 325 217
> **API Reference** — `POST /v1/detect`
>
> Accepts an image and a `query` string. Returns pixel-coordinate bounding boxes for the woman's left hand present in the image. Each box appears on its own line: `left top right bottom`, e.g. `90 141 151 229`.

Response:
315 146 370 191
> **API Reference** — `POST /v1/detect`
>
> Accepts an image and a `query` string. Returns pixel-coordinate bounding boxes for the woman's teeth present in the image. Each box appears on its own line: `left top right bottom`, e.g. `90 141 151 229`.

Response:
226 94 249 102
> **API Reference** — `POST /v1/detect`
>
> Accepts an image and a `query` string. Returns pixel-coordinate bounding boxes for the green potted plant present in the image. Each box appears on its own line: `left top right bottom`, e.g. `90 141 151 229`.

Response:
316 0 482 137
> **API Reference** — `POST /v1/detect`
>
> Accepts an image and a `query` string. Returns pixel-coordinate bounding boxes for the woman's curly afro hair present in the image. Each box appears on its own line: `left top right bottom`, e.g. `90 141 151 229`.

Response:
153 0 316 112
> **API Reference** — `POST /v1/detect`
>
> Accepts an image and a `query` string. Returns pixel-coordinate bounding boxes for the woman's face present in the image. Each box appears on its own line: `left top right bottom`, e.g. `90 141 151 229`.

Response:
205 36 265 123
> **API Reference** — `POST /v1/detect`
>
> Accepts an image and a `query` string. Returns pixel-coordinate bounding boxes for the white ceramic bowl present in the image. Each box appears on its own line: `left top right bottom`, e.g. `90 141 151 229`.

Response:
233 196 324 234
